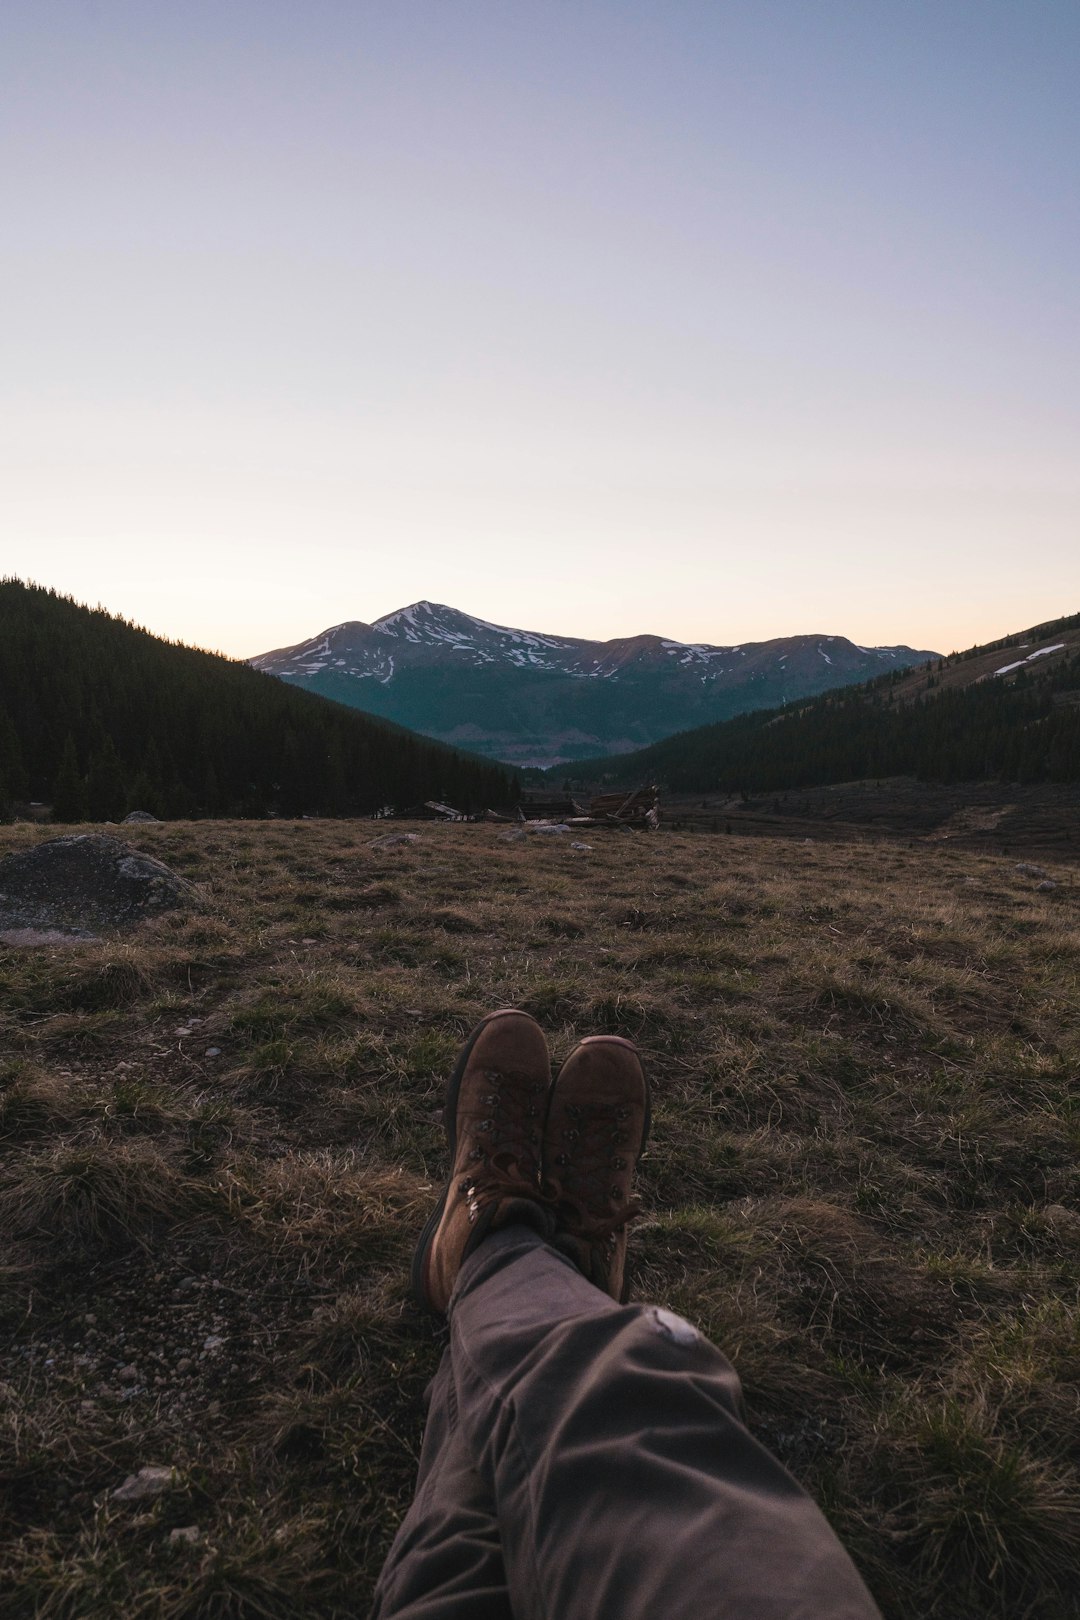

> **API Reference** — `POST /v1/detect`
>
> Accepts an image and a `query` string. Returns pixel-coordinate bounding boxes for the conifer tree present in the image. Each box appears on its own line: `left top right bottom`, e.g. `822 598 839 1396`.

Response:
0 705 29 802
52 735 87 822
86 735 127 821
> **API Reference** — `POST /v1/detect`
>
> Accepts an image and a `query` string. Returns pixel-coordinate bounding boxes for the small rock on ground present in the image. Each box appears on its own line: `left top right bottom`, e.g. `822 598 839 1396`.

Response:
112 1465 179 1503
168 1525 201 1547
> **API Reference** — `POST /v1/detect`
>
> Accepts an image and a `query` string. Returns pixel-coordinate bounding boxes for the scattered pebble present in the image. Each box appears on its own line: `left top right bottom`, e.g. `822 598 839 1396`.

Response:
1036 880 1057 892
204 1047 222 1058
1014 862 1048 877
571 842 593 851
370 833 421 850
202 1334 225 1353
168 1525 201 1547
112 1465 178 1503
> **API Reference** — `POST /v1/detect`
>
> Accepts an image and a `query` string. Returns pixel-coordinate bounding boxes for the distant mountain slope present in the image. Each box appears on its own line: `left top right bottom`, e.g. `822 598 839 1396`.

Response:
555 611 1080 792
251 600 938 766
0 581 516 820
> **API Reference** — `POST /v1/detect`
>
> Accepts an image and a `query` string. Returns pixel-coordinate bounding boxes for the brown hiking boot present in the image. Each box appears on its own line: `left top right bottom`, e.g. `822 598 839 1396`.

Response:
411 1009 551 1315
543 1035 650 1301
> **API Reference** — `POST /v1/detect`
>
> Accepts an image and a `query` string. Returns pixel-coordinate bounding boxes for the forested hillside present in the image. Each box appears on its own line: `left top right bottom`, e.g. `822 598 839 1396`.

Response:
559 612 1080 793
0 581 516 819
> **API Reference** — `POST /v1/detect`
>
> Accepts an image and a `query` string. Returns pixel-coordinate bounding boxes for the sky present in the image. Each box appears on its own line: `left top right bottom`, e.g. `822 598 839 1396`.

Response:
2 0 1078 659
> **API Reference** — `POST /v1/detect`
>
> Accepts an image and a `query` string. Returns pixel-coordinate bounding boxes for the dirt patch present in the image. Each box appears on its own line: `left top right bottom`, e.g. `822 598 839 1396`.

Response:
0 927 101 947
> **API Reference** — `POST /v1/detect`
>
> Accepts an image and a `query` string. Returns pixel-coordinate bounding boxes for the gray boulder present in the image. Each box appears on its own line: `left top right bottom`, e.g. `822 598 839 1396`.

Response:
0 835 194 934
123 810 161 824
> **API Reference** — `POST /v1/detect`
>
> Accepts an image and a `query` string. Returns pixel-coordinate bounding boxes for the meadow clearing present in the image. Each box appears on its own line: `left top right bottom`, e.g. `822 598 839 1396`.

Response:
1 817 1078 1618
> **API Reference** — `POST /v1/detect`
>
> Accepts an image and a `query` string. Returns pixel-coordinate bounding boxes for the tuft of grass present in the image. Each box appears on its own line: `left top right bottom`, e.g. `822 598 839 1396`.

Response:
0 1064 78 1147
877 1395 1080 1615
0 1137 216 1248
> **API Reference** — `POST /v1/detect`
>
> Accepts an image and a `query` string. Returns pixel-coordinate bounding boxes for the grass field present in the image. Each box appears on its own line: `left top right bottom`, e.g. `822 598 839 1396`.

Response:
1 818 1078 1618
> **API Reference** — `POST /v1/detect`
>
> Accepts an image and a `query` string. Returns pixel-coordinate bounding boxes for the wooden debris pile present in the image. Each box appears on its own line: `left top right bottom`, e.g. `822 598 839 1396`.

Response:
486 786 660 831
387 800 469 821
581 787 660 829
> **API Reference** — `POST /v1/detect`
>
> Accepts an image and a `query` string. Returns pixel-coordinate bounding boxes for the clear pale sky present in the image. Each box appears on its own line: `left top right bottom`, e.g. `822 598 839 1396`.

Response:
3 1 1077 658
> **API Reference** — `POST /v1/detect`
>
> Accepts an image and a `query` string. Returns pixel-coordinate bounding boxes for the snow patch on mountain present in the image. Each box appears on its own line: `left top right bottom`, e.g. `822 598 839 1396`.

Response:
993 643 1064 677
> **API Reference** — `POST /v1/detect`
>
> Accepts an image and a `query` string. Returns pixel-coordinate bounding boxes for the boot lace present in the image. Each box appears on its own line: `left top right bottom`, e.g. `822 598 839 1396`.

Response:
457 1068 545 1217
545 1099 642 1238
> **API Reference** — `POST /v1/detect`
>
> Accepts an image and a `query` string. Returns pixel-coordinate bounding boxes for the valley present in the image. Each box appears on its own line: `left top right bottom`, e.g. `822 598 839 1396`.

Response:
662 779 1080 859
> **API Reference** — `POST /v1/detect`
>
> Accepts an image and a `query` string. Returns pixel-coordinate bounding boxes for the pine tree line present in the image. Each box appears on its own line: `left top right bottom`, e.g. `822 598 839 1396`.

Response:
0 580 518 821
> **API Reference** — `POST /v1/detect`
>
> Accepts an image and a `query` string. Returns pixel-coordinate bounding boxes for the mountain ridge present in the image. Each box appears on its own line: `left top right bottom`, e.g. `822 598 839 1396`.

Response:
552 609 1080 793
252 600 939 766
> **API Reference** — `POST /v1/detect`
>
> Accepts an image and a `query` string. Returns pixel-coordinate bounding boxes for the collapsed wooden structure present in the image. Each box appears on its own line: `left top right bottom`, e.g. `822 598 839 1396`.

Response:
379 788 661 830
383 800 471 822
485 785 660 831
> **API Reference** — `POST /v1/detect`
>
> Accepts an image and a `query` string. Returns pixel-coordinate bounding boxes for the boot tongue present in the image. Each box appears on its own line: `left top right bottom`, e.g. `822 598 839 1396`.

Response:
557 1196 643 1241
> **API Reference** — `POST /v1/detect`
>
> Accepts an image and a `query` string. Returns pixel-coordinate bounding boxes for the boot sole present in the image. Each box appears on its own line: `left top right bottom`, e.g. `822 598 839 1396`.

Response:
409 1008 544 1312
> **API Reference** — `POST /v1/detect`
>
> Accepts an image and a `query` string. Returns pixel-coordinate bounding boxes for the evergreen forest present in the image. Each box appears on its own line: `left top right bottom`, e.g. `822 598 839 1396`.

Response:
0 581 517 821
561 612 1080 794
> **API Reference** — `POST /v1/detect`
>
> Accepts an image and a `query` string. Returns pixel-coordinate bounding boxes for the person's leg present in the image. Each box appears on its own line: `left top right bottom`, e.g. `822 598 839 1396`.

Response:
376 1007 553 1617
448 1224 881 1620
371 1348 513 1620
393 1011 881 1619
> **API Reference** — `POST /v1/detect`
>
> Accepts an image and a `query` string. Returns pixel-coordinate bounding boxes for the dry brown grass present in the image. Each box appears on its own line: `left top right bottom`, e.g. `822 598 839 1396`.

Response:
0 818 1078 1617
